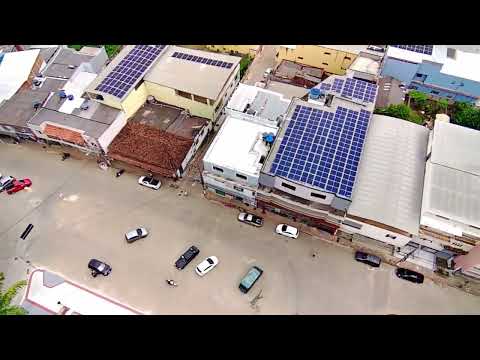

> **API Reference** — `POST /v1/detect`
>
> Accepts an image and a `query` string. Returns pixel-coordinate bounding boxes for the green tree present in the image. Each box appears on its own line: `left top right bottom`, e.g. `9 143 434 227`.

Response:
408 90 428 109
451 101 480 130
437 98 449 113
0 273 27 315
374 104 423 124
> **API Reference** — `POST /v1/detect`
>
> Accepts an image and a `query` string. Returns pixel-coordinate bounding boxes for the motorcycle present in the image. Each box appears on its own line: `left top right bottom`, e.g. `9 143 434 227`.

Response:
166 279 178 287
116 169 125 178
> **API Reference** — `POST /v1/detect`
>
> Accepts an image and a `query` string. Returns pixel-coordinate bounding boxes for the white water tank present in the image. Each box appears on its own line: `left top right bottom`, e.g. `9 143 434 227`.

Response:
435 113 450 123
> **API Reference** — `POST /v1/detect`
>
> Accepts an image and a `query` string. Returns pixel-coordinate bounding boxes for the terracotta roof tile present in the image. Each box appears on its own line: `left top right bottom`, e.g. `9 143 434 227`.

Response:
44 124 86 146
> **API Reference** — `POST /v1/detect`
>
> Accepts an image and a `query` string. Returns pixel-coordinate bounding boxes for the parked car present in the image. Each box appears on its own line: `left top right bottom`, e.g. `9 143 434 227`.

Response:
138 176 161 190
125 227 148 243
195 256 219 276
354 251 381 268
238 212 264 227
395 268 424 284
88 259 112 278
6 178 32 195
367 45 385 52
175 246 200 270
0 175 15 193
275 224 299 239
239 266 263 294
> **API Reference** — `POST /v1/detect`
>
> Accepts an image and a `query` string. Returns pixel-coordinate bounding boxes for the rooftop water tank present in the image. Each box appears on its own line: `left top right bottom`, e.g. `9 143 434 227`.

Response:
59 90 67 99
263 133 275 144
309 88 321 100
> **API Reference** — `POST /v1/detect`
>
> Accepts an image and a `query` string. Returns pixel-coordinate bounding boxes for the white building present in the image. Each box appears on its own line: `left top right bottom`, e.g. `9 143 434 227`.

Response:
420 120 480 255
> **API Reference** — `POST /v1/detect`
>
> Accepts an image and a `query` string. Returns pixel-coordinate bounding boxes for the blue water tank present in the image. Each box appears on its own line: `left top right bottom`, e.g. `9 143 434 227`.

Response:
67 94 74 101
263 133 275 144
310 88 321 99
59 90 67 99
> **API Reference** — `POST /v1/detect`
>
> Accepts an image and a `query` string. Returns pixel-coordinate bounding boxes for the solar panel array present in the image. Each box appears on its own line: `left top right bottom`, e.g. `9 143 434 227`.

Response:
320 83 331 90
340 78 377 103
390 45 433 55
332 79 344 92
270 104 371 199
95 45 166 98
171 52 234 69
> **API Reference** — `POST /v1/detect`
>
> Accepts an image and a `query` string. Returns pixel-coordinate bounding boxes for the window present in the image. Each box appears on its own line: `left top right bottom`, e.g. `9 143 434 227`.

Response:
236 173 247 180
259 155 266 164
342 220 362 229
193 94 208 104
311 192 326 200
344 56 351 60
175 90 192 100
233 185 244 192
297 56 304 60
213 166 224 173
281 182 296 191
447 48 456 59
215 189 225 196
322 62 329 66
431 90 440 95
324 52 331 55
415 73 424 78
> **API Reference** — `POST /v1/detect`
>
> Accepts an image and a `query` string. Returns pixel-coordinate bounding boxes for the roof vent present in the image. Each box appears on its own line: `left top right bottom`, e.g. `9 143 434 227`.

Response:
80 101 90 111
67 94 74 101
246 108 256 116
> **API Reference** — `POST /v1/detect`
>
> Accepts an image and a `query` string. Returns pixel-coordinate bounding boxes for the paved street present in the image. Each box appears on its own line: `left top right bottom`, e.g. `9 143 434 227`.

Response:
1 142 480 314
243 45 278 85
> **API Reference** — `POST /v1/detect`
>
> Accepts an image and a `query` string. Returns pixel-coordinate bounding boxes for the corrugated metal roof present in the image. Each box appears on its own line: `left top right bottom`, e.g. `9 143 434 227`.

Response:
348 115 429 234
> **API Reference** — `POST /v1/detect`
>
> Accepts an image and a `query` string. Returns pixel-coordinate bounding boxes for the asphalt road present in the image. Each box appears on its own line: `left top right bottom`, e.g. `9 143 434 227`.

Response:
1 142 480 314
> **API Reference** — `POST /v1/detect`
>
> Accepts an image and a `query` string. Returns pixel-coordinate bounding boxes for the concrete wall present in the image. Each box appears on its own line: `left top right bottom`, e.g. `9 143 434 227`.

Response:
380 57 419 83
340 218 411 247
144 81 215 120
276 46 357 75
97 112 127 153
180 123 211 174
271 176 335 206
202 160 259 188
120 82 148 119
203 172 257 205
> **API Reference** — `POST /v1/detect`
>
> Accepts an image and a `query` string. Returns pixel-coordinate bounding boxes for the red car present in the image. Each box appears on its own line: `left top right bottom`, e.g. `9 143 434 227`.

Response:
7 179 32 194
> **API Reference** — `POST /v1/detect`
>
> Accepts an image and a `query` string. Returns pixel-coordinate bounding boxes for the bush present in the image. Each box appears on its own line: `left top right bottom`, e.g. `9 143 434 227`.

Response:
374 104 424 124
409 90 428 109
239 55 253 79
68 45 121 59
451 102 480 130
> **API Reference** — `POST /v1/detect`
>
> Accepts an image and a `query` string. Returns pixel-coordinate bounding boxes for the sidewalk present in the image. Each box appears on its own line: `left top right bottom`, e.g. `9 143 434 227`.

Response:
22 269 144 315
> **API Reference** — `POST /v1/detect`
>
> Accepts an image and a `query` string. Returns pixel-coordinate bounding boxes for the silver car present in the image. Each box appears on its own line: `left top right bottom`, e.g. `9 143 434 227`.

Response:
125 227 149 243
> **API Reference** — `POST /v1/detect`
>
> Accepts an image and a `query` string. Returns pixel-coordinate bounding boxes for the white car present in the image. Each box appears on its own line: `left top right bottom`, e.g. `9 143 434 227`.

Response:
125 227 149 243
195 256 219 276
275 224 299 239
138 176 161 190
263 68 273 78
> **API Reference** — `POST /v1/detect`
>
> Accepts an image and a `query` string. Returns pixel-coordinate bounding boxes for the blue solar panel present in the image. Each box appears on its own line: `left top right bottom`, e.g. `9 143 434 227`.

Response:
390 45 433 55
320 83 331 90
340 78 377 103
332 79 344 93
95 45 166 98
171 52 234 69
271 104 372 199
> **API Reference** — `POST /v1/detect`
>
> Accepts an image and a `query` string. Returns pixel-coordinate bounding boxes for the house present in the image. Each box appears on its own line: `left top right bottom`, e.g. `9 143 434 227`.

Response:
271 60 325 88
202 84 288 204
107 101 210 178
342 114 436 269
27 69 125 153
380 45 480 103
420 120 480 255
276 45 384 76
86 45 241 121
257 74 378 234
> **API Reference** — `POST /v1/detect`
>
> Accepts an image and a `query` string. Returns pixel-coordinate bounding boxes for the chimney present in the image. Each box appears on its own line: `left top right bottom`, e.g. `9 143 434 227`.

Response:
14 45 25 51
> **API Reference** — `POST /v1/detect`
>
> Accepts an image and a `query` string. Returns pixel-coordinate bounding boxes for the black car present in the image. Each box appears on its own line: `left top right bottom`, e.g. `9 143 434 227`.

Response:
238 212 264 227
175 246 200 270
88 259 112 277
239 266 263 293
395 268 424 284
354 251 381 267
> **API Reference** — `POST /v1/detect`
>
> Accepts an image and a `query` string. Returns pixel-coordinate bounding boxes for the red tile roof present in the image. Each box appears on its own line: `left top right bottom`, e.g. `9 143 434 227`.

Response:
44 124 86 146
108 122 194 178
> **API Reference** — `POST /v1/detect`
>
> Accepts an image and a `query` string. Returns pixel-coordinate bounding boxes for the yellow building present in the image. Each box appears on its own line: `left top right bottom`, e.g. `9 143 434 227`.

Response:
86 45 241 121
276 45 371 75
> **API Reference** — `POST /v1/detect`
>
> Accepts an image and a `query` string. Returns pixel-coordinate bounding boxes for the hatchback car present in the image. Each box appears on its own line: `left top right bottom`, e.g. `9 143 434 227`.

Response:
275 224 299 239
175 246 200 270
125 227 148 243
195 256 219 276
354 251 381 268
88 259 112 277
138 176 161 190
239 266 263 293
238 212 264 227
395 268 424 284
7 179 32 195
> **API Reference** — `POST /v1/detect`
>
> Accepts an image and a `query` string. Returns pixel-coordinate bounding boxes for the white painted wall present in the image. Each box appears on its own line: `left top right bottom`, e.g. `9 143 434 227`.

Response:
180 122 212 174
203 172 257 204
97 112 127 153
272 176 335 205
341 218 412 247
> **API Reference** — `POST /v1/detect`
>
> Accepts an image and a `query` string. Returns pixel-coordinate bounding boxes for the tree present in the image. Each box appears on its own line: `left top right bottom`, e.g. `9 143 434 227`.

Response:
0 273 28 315
374 104 423 124
451 101 480 130
408 90 428 109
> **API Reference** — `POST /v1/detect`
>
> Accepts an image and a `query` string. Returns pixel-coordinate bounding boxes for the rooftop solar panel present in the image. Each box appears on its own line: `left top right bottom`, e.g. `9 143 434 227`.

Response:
390 45 433 55
271 104 372 199
95 45 166 98
171 52 234 69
